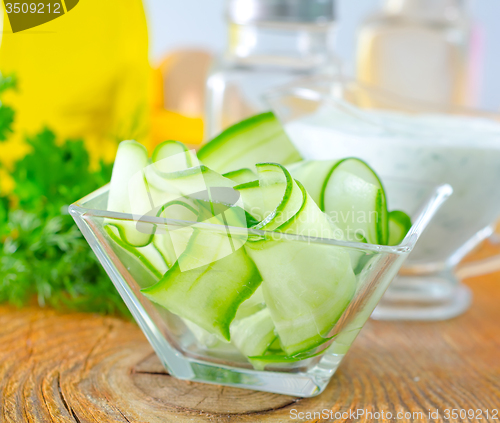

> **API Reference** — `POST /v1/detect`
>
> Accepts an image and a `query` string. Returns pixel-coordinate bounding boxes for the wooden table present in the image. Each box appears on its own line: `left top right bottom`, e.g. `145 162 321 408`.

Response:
1 243 499 423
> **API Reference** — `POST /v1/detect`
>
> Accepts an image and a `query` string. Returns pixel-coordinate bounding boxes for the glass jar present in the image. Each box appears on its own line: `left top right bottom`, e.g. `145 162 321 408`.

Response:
205 0 339 139
357 0 476 106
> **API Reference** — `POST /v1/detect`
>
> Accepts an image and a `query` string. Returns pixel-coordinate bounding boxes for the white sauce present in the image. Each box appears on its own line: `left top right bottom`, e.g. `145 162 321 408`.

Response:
285 105 500 267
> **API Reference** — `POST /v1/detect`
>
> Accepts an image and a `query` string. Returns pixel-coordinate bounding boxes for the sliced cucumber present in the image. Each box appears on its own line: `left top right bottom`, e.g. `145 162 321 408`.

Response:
184 319 228 348
323 170 380 244
321 158 388 245
249 346 327 371
235 163 303 231
148 140 238 197
144 164 235 201
177 203 250 272
146 140 199 191
267 337 283 353
104 224 167 282
198 112 301 174
107 141 149 213
235 286 265 319
247 239 355 355
230 308 277 358
388 210 412 246
153 199 199 267
104 230 161 290
107 141 154 247
152 140 197 170
105 137 394 365
288 160 338 206
245 181 356 355
289 158 389 245
223 168 258 185
142 230 262 341
277 181 344 240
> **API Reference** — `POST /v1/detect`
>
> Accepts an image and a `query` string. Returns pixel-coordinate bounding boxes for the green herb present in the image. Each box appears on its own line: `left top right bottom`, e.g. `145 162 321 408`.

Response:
0 74 128 316
0 74 16 141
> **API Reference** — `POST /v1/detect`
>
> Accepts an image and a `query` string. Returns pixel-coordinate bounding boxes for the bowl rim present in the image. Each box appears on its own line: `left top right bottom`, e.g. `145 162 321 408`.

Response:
69 182 452 255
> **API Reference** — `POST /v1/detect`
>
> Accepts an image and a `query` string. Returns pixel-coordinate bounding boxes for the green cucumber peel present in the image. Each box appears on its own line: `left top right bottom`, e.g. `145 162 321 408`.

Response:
233 180 259 190
274 179 307 232
275 179 344 242
388 210 412 246
154 199 200 267
234 286 266 320
254 163 294 230
266 337 282 353
243 211 260 228
223 168 258 185
234 162 302 231
198 112 301 174
156 200 199 219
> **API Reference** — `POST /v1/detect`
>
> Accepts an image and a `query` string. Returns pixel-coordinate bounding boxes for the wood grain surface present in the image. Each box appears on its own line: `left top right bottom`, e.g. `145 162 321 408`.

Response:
0 243 499 422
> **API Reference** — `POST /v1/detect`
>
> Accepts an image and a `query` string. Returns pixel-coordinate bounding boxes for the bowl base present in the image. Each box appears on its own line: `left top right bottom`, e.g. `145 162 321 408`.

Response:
371 273 472 321
166 356 343 397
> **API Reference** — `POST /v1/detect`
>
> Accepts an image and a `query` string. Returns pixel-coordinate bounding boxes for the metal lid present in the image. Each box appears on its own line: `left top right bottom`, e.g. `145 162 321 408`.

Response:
227 0 335 25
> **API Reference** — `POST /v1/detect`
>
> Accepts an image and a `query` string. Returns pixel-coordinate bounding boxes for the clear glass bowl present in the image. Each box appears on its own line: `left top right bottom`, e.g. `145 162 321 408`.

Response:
268 76 500 321
69 180 449 397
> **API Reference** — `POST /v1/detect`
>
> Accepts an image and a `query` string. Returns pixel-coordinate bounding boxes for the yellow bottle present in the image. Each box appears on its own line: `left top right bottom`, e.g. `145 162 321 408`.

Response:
0 0 152 167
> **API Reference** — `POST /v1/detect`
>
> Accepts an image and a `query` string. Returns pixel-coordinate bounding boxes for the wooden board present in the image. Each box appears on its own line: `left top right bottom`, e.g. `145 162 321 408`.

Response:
1 246 499 422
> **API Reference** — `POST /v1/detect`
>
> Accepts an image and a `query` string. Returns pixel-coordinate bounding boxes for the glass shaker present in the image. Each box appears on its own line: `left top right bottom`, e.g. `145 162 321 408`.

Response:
205 0 338 139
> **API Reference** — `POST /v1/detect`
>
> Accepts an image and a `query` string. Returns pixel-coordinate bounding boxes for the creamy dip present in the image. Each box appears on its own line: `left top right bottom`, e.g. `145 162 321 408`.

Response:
285 105 500 268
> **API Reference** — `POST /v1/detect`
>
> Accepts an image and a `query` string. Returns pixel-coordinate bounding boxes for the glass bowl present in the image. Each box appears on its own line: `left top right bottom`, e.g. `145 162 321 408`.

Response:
69 180 449 397
267 76 500 321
